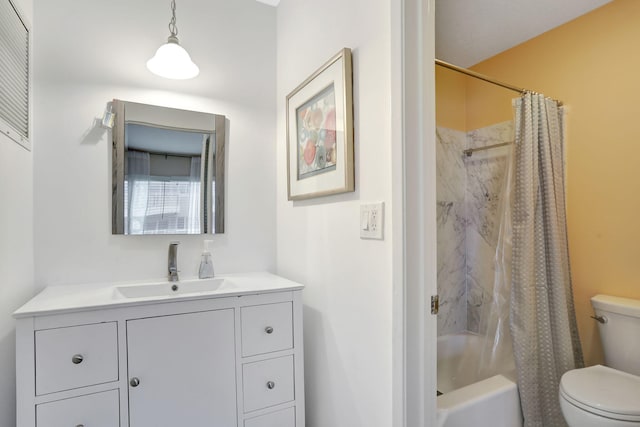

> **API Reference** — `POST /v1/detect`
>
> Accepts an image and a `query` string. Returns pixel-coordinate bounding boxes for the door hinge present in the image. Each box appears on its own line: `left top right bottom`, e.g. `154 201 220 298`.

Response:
431 295 439 315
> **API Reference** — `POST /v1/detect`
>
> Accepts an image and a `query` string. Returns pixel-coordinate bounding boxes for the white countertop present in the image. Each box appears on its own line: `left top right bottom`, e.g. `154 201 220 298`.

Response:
13 272 304 318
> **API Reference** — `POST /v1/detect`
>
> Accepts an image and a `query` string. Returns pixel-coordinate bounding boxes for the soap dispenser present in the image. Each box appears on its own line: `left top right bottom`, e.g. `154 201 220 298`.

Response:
198 240 215 279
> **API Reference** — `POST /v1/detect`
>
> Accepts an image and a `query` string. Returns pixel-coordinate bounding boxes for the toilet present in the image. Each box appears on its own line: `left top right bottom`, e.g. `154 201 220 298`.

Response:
559 295 640 426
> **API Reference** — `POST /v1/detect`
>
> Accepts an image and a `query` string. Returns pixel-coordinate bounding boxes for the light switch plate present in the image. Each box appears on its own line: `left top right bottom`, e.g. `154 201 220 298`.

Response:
360 202 384 240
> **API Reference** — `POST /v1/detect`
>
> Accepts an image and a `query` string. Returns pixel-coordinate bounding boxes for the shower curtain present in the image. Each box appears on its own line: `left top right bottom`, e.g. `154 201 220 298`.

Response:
509 93 584 427
474 143 515 383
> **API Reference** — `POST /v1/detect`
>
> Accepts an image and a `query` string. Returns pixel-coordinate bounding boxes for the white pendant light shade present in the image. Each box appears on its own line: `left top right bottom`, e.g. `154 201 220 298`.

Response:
147 1 199 80
147 37 199 80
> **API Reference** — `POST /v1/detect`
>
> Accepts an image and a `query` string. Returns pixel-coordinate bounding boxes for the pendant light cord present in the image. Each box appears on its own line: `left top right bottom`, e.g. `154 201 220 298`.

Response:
169 0 178 38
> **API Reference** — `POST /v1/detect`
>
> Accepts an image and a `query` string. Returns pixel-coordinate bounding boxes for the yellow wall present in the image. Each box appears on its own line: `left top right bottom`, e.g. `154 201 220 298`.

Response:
465 76 513 131
435 66 467 130
435 62 513 132
466 0 640 365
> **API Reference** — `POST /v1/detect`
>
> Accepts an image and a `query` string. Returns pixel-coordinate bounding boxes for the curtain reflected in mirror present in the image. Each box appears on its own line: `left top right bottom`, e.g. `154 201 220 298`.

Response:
124 126 207 234
112 100 226 235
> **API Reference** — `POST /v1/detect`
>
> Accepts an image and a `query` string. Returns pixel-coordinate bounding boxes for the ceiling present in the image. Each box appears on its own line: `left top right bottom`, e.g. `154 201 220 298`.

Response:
255 0 613 67
435 0 612 67
126 124 205 157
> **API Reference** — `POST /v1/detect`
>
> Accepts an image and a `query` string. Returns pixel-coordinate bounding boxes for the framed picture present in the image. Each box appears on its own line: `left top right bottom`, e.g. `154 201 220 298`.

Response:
286 48 354 201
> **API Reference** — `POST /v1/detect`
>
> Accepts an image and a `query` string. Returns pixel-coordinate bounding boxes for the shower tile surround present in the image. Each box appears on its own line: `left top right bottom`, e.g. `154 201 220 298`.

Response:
436 128 468 335
436 121 513 335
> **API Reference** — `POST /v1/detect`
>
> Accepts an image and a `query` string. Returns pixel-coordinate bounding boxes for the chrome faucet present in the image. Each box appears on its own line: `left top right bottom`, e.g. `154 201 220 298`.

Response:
168 242 179 282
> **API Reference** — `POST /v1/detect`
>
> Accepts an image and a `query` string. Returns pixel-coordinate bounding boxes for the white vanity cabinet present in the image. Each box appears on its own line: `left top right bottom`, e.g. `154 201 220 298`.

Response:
14 274 305 427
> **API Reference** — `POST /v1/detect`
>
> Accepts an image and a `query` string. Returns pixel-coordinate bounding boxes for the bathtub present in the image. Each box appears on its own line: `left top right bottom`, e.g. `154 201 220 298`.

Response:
437 332 523 427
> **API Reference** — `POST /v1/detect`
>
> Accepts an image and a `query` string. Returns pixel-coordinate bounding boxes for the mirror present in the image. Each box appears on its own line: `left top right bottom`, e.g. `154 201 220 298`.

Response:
112 100 226 235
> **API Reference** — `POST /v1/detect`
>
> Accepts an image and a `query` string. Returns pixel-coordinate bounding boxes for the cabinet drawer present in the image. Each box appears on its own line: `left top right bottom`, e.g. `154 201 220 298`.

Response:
241 302 293 357
35 322 118 395
36 389 120 427
243 355 294 412
245 407 295 427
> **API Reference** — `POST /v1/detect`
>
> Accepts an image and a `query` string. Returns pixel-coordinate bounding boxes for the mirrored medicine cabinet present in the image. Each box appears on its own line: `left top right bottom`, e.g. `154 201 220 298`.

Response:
112 99 226 235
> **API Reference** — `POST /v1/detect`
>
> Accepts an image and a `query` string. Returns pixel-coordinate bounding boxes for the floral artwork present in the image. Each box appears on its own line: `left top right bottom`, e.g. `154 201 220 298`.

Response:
286 48 353 200
296 84 337 179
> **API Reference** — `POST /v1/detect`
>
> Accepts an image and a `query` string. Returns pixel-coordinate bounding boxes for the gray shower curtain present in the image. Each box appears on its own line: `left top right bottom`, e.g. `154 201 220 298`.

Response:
510 93 584 427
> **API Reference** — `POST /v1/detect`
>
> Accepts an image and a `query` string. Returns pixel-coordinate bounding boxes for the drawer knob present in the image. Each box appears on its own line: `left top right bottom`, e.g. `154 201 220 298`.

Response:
266 381 275 390
130 377 141 387
265 326 274 334
71 354 84 365
76 425 85 427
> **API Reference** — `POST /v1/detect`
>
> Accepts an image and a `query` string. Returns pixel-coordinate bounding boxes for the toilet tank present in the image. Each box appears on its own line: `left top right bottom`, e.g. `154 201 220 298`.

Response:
591 294 640 376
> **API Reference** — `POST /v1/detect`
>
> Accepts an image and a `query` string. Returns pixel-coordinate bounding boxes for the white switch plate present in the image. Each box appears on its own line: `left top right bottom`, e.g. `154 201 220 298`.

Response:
360 202 384 240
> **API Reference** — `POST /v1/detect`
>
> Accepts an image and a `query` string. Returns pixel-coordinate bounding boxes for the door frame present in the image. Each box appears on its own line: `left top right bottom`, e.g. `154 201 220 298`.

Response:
391 0 437 425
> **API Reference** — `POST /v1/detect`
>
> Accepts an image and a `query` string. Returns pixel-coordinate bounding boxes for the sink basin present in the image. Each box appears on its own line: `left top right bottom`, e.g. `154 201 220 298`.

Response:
115 278 232 299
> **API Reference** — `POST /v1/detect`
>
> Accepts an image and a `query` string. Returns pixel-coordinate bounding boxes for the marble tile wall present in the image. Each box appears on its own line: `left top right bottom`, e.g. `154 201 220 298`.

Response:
436 121 513 335
465 121 513 332
436 128 467 335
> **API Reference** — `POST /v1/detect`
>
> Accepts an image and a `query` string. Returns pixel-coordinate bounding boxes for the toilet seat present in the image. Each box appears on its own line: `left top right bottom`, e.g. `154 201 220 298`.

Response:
560 365 640 422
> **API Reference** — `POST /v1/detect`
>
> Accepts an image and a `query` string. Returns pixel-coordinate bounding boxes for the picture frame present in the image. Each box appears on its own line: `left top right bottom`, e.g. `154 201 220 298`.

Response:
286 48 354 201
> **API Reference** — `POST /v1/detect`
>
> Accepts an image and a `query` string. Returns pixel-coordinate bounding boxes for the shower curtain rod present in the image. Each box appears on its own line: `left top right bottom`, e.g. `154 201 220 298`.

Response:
435 59 563 105
436 59 525 93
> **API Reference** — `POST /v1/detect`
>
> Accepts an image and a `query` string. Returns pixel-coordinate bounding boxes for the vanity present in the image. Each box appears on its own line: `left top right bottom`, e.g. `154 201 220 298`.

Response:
14 273 305 427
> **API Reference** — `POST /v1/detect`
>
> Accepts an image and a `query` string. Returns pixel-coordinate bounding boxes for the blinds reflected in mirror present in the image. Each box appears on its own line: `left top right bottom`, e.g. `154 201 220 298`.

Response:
112 99 226 235
124 151 203 235
0 0 30 149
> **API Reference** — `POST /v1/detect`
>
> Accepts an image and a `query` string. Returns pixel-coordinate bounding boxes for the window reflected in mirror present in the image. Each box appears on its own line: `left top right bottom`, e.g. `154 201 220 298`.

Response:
124 125 212 234
112 100 226 235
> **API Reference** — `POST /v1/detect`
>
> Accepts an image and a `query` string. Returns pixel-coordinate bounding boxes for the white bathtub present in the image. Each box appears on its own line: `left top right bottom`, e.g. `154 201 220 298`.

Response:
437 332 523 427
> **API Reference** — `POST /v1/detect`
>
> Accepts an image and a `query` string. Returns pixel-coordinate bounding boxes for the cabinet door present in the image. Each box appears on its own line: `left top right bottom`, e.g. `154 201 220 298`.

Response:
127 310 237 427
35 322 118 395
241 302 293 357
242 356 295 412
36 389 120 427
244 407 295 427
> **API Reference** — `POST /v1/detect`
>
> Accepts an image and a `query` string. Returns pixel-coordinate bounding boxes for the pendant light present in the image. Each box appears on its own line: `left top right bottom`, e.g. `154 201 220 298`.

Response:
147 0 200 80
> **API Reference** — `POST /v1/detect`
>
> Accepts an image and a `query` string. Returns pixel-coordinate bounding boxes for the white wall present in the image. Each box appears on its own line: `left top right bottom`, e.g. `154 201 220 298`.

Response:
0 1 34 424
33 0 277 286
276 0 395 425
